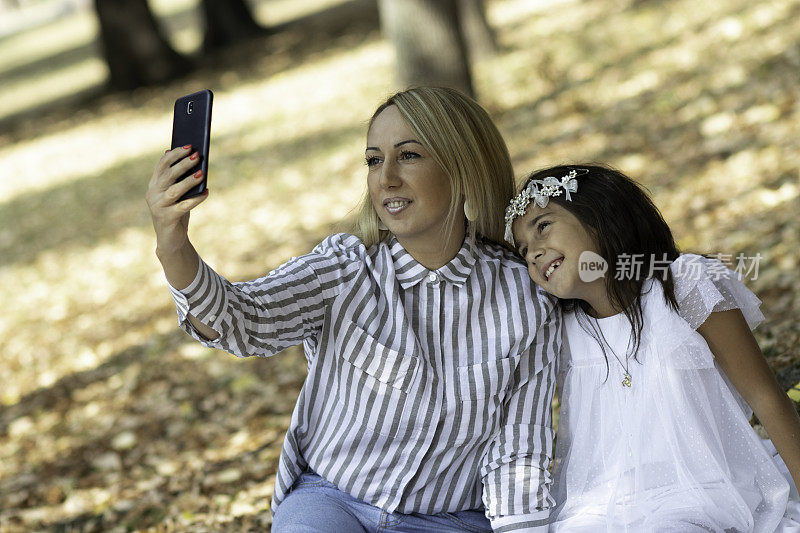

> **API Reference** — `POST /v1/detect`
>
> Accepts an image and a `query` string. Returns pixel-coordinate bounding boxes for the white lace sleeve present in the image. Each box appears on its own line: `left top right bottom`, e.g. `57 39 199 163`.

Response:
670 254 765 331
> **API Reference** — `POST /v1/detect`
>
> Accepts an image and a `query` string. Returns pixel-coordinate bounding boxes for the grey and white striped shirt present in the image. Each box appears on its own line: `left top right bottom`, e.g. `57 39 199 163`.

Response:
168 233 560 531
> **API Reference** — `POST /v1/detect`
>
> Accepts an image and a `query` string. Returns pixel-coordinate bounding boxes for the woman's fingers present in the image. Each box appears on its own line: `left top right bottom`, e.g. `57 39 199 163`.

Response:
151 145 197 190
157 145 192 172
147 149 205 215
171 188 209 215
162 169 206 206
147 186 207 244
146 148 209 253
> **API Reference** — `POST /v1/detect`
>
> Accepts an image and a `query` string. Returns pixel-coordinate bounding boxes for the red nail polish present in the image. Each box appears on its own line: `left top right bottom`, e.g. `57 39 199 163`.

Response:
193 170 203 178
190 152 198 160
183 144 191 149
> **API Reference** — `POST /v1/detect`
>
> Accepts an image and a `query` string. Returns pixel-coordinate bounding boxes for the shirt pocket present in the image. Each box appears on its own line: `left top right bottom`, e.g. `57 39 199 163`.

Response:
333 320 420 438
450 357 516 444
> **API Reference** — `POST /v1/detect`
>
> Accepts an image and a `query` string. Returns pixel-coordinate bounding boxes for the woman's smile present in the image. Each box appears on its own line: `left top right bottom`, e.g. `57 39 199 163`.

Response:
384 197 412 215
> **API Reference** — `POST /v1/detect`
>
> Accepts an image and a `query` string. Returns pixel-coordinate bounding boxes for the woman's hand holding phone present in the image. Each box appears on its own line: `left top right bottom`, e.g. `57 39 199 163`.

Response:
146 144 209 252
144 89 219 339
145 145 209 290
148 88 213 259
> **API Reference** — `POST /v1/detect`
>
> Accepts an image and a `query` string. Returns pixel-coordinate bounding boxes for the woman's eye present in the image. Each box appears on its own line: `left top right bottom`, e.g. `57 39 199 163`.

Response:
537 221 551 234
399 151 420 160
365 156 381 167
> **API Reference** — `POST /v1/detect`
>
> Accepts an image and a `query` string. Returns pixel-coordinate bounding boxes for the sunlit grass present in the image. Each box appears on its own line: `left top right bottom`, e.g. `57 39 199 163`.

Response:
0 9 96 72
1 0 799 528
0 0 796 392
0 29 393 404
0 0 798 404
250 0 353 25
150 0 355 53
0 17 104 122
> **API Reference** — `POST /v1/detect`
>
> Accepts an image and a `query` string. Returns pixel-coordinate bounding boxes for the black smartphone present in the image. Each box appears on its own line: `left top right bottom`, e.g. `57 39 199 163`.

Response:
170 89 213 200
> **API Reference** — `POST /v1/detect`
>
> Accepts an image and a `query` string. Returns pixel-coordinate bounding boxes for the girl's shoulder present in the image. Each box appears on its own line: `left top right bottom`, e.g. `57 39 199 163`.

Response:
669 253 739 289
666 253 764 331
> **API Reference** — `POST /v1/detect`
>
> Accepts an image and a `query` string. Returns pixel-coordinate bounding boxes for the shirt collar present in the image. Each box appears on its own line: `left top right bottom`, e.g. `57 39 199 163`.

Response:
389 236 476 289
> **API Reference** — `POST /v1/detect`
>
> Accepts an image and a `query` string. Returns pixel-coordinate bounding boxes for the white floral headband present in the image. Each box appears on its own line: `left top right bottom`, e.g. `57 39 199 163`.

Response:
504 168 588 246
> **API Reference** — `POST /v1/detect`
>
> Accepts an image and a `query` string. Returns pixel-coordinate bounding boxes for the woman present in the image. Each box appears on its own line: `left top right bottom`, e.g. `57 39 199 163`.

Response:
146 87 560 532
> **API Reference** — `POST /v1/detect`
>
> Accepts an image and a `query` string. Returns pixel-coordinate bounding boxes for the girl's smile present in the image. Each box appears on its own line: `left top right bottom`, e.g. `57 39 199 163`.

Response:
512 202 617 317
543 257 564 281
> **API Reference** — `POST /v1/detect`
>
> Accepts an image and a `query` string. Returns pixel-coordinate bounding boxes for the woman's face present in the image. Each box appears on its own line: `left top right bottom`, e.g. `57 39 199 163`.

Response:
366 105 457 251
512 202 606 304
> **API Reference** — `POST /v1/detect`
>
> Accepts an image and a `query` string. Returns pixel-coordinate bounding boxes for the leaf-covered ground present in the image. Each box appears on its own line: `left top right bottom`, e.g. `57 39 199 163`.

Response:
1 0 799 530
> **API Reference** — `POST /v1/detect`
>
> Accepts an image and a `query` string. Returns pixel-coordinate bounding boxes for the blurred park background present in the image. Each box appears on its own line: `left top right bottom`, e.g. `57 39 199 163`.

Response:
1 0 799 530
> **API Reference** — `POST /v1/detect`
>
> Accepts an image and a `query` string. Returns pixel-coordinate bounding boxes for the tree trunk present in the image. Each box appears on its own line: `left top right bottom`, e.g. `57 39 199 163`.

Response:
200 0 266 52
378 0 474 98
460 0 498 60
94 0 190 91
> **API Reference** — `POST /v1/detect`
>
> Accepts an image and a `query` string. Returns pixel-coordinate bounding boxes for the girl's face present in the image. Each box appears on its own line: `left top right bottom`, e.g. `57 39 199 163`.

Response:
366 105 459 251
512 202 608 306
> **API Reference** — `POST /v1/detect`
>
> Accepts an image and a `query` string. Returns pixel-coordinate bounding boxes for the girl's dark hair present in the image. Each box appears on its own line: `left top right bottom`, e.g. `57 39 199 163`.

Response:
520 164 680 376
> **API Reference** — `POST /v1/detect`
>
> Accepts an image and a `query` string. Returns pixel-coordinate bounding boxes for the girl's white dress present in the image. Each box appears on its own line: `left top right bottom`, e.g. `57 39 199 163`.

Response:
549 254 800 532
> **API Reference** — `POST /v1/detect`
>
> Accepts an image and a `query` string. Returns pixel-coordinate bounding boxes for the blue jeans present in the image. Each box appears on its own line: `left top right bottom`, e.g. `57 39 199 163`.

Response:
272 471 492 532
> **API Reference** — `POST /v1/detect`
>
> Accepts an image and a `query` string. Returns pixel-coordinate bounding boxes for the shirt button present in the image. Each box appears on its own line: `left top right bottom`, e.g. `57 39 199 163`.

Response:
208 314 217 321
428 273 438 283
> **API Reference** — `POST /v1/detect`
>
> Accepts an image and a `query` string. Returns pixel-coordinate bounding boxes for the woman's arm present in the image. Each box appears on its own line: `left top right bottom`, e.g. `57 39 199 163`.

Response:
146 146 218 340
481 299 560 531
158 242 220 341
147 147 336 358
698 309 800 490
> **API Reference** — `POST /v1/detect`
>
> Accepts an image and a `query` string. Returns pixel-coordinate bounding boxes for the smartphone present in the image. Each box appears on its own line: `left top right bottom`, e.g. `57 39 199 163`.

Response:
170 89 213 200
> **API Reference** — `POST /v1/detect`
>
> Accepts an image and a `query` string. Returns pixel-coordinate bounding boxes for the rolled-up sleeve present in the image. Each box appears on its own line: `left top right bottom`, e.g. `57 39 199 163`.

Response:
481 292 561 531
167 250 332 359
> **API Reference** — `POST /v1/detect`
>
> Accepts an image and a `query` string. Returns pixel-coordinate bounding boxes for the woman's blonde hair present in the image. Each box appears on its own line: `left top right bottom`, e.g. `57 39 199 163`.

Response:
351 86 514 247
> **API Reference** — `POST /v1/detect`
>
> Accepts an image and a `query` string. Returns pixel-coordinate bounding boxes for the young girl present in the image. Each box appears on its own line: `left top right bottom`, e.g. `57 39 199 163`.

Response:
505 164 800 532
146 87 560 532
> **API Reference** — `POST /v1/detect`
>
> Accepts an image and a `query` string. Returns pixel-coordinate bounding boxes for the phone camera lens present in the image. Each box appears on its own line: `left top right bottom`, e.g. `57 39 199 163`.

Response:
187 101 194 114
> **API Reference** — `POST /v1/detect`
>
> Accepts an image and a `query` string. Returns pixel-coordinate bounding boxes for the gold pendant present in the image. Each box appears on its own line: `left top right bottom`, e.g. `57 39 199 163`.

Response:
622 372 632 387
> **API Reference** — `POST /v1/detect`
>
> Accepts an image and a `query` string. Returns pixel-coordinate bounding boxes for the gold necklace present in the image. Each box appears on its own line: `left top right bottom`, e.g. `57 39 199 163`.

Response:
604 337 632 387
585 311 632 388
